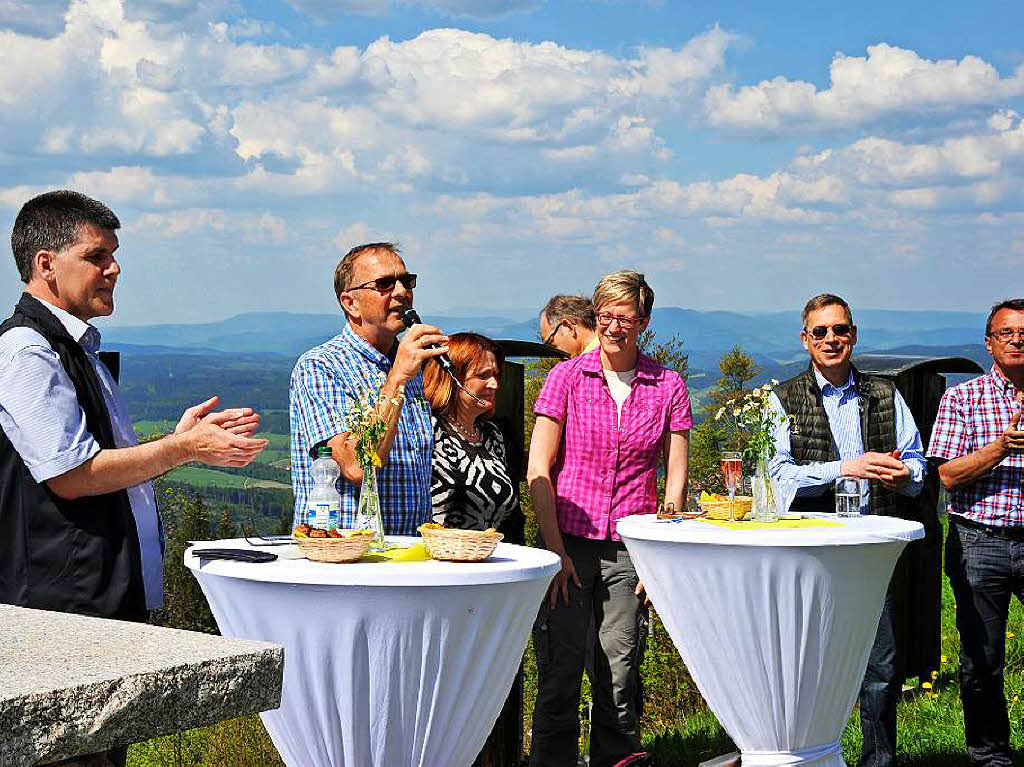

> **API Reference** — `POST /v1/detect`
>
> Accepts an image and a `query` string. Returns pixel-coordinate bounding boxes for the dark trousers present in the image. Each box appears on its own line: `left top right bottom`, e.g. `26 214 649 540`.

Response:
946 519 1024 767
530 536 646 767
858 585 901 767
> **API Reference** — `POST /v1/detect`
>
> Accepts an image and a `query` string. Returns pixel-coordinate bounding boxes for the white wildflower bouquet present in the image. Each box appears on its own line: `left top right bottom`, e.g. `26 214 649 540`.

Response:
342 374 404 470
714 379 792 464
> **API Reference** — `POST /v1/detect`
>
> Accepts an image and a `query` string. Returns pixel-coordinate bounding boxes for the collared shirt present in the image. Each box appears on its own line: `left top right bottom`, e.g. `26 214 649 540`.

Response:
927 365 1024 527
0 298 163 609
534 348 692 542
289 322 433 533
768 368 927 504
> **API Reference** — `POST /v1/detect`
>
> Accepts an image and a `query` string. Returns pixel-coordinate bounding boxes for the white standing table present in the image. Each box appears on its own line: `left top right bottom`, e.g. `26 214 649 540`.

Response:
617 514 924 767
185 538 559 767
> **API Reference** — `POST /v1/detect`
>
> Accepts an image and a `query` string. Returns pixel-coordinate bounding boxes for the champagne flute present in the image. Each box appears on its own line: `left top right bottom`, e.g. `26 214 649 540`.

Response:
720 451 743 522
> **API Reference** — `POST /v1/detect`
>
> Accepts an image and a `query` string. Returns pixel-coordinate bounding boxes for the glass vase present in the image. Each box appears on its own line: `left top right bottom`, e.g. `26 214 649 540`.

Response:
355 465 387 550
752 456 779 523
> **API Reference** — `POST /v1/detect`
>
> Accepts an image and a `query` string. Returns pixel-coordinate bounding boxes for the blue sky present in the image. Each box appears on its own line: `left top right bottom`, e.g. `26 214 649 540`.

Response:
1 0 1022 325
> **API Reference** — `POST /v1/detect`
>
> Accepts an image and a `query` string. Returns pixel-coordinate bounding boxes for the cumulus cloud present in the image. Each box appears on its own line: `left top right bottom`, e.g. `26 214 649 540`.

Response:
705 43 1024 134
0 4 736 198
129 208 289 243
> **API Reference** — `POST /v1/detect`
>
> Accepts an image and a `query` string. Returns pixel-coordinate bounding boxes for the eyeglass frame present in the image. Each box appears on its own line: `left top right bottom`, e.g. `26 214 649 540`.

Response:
805 323 855 340
595 312 644 330
987 328 1024 343
346 272 418 294
542 320 568 347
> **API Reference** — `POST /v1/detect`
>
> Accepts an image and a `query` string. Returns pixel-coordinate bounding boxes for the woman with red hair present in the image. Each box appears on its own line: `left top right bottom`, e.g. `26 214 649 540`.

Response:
423 332 520 531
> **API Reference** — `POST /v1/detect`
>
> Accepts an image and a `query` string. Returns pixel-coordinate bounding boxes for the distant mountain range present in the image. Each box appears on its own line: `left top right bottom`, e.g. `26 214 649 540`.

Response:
104 310 993 425
102 307 991 372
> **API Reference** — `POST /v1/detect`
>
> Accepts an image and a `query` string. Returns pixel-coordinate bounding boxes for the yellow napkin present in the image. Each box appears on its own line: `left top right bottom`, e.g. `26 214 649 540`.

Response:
702 519 843 530
359 543 432 563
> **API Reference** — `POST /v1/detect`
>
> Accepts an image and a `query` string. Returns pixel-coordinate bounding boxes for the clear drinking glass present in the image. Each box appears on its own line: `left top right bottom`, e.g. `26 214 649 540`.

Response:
720 451 744 521
835 476 867 517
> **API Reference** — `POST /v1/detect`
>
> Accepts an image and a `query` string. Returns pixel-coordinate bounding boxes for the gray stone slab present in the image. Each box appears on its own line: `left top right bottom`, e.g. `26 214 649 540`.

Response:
0 604 283 766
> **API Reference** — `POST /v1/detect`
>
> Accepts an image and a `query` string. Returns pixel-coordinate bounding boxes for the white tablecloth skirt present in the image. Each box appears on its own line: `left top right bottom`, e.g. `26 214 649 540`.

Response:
619 515 922 767
189 541 558 767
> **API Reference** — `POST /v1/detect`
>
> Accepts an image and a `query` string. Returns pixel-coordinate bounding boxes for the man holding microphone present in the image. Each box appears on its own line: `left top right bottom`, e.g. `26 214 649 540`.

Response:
290 242 449 533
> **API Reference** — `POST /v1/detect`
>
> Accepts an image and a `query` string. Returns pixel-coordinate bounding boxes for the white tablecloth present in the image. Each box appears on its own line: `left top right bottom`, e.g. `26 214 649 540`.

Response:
185 538 559 767
617 514 924 767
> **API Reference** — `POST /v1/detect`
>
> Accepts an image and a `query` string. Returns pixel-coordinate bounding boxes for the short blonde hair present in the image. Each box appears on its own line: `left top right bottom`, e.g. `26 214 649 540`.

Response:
592 270 654 318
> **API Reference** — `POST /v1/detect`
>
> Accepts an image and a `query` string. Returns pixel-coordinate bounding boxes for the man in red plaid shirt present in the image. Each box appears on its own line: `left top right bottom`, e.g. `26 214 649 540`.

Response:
928 298 1024 767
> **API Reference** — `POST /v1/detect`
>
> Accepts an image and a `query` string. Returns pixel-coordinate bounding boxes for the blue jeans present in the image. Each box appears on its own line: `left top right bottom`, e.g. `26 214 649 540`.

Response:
858 585 901 767
946 519 1024 767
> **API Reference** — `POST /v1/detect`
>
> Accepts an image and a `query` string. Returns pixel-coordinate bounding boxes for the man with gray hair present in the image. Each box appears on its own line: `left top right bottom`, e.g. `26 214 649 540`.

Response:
539 294 598 357
1 190 268 765
290 242 448 533
768 293 928 767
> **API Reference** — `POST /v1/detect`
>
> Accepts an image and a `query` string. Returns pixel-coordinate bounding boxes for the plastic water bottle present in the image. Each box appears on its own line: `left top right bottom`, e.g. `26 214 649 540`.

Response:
306 446 341 530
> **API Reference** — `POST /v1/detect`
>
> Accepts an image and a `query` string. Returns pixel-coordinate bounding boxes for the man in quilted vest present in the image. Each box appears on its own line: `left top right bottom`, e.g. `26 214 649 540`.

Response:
767 293 928 767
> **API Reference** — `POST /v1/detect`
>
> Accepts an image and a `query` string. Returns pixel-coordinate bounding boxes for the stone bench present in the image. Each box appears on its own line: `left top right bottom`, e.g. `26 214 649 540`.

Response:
0 604 283 766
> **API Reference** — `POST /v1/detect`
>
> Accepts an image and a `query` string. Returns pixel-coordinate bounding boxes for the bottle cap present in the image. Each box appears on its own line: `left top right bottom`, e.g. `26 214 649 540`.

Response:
316 445 333 458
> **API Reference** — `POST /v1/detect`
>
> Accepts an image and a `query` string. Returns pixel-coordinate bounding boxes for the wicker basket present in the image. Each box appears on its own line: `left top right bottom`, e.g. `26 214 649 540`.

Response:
294 532 373 563
698 496 754 521
418 525 503 562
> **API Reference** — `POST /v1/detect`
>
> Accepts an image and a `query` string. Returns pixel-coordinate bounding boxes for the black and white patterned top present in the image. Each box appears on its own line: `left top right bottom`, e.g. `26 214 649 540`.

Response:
430 416 520 530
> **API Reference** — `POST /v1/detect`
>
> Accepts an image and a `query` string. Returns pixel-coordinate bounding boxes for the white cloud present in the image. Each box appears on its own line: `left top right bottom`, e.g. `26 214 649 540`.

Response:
128 208 289 243
705 43 1024 134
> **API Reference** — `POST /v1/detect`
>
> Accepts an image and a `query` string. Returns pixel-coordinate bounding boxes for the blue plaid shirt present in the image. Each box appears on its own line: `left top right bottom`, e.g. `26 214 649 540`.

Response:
289 323 433 533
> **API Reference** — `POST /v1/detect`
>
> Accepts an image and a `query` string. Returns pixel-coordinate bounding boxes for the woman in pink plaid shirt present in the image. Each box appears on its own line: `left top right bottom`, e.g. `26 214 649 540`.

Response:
527 271 692 767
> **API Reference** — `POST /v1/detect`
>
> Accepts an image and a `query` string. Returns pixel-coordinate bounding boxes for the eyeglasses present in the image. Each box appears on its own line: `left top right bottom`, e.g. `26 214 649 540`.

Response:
988 328 1024 343
806 323 853 340
542 321 567 347
347 273 417 294
596 312 642 329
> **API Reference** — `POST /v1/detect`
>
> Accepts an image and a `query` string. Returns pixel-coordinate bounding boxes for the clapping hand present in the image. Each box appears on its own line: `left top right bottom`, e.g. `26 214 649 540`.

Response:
175 396 269 468
175 396 262 437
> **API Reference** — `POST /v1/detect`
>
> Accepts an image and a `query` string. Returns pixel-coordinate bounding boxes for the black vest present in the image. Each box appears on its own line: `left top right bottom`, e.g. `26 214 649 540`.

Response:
0 293 146 620
773 364 913 519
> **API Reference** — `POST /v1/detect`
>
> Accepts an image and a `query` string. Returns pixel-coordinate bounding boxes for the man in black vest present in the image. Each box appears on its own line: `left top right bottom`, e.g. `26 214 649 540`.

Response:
0 190 269 625
768 293 928 767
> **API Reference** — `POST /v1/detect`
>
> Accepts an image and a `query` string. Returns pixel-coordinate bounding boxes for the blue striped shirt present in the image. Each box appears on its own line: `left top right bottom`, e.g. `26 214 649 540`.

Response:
768 367 927 506
0 298 163 609
289 323 433 533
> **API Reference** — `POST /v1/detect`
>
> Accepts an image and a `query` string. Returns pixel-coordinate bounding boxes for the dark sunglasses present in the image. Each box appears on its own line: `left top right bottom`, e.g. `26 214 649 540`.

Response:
348 273 417 294
806 323 853 339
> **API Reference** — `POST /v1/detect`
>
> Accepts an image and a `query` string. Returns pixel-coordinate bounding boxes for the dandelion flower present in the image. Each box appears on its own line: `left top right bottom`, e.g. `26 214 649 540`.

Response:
941 655 948 664
922 682 932 689
1007 631 1016 638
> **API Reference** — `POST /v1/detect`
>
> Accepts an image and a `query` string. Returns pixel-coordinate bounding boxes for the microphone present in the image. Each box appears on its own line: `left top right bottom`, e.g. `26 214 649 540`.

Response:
398 305 489 408
398 306 453 372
